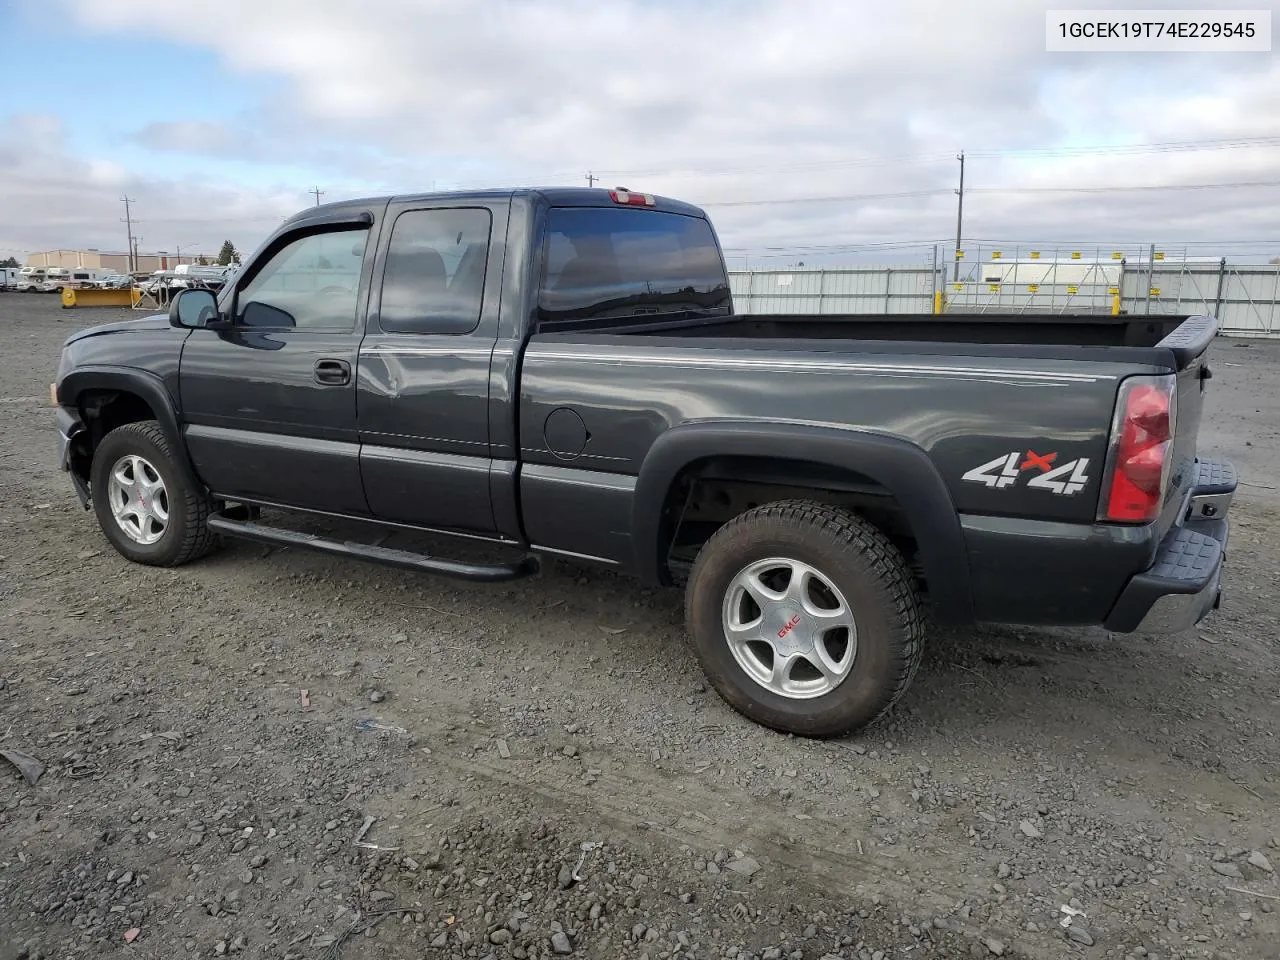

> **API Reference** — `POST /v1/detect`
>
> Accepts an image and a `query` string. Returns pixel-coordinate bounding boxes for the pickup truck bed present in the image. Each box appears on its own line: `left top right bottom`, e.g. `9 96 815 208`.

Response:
52 187 1235 738
542 309 1205 351
521 312 1213 621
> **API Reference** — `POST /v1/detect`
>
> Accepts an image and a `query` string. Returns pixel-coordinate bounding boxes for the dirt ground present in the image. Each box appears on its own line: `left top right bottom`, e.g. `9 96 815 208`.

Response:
1 293 1277 960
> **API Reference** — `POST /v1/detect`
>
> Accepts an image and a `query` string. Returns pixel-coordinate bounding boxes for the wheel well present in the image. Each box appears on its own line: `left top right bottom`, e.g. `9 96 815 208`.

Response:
660 456 923 588
67 389 158 482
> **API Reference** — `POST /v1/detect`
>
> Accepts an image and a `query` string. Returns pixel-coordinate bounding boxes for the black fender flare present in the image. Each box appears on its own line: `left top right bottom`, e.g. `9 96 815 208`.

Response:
58 365 204 489
629 420 975 625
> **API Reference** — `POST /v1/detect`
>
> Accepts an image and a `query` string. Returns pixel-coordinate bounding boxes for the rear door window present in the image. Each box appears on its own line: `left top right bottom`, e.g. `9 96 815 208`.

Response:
377 208 492 335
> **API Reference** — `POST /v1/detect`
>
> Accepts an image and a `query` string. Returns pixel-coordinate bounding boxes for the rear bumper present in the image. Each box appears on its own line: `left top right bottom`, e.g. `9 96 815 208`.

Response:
1103 457 1235 634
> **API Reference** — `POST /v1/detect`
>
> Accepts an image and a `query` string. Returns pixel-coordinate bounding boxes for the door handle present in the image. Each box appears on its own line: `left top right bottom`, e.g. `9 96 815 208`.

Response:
314 359 351 385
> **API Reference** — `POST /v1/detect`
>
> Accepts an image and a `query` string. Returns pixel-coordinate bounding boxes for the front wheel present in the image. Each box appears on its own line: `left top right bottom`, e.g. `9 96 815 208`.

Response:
89 420 221 567
685 500 923 738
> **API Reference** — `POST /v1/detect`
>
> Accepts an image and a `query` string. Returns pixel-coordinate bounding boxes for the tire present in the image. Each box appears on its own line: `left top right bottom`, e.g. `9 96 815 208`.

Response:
89 420 221 567
685 499 923 738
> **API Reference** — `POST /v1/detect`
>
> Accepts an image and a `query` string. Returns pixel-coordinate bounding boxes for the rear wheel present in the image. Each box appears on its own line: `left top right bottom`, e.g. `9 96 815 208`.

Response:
90 420 221 567
685 499 923 738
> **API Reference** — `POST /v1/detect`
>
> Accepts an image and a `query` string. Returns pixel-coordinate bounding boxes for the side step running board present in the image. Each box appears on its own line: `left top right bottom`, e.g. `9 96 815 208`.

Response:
207 514 539 582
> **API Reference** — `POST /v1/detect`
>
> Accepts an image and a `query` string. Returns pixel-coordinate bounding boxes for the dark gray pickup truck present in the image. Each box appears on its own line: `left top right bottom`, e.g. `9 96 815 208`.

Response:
53 187 1235 737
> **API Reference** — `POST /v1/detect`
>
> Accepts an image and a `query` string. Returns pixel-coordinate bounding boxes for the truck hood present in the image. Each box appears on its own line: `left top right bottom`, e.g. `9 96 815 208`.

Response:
63 313 172 346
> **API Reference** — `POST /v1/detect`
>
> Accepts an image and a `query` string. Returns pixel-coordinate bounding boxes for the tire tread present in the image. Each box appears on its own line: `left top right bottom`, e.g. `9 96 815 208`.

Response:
94 420 219 567
685 498 923 736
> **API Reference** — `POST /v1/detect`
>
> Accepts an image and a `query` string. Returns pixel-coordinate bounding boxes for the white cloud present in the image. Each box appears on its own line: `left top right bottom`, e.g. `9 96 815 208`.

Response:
5 0 1280 263
0 115 300 260
133 121 244 156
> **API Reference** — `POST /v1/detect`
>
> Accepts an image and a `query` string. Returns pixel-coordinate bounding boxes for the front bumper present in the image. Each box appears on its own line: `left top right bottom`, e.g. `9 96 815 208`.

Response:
1103 457 1235 634
56 405 91 508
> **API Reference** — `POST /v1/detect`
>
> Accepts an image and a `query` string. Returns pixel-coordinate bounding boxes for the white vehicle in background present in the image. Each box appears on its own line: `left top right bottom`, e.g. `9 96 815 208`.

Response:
0 267 21 290
136 270 168 295
94 273 134 289
134 265 235 300
64 267 111 288
37 267 72 293
14 266 49 292
171 263 235 288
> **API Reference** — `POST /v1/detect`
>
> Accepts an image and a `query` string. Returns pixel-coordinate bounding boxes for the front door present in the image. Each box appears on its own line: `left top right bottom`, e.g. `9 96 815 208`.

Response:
180 219 377 515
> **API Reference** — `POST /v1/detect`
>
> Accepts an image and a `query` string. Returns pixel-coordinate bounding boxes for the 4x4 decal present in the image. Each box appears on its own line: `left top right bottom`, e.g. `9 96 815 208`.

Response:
962 450 1091 495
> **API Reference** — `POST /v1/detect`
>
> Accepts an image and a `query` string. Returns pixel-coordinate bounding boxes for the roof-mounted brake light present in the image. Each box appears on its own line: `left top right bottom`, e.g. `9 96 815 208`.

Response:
610 188 656 207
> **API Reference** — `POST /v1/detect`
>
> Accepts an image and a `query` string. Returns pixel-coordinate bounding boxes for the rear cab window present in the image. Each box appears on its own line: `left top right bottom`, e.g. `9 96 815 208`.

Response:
537 207 730 328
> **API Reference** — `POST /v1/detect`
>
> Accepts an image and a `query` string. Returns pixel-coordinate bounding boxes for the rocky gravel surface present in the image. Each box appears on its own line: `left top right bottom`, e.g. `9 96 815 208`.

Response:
2 295 1279 960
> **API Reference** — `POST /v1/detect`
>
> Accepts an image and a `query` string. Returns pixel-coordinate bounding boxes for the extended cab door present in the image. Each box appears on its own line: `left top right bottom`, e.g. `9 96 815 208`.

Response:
355 198 510 535
179 212 380 515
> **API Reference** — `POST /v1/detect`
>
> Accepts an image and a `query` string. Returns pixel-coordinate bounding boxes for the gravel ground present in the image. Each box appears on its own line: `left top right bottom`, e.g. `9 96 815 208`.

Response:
1 293 1278 960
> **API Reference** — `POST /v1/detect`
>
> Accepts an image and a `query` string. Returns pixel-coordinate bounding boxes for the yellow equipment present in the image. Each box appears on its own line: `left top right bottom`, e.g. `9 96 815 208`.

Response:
61 287 143 309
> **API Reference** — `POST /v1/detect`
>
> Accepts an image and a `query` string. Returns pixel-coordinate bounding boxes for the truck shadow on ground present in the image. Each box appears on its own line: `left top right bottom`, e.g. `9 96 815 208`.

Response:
197 508 1246 766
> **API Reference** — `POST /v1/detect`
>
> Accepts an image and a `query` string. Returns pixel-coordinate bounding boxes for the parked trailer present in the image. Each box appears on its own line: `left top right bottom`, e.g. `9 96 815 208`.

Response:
64 267 112 288
37 268 72 293
14 267 48 292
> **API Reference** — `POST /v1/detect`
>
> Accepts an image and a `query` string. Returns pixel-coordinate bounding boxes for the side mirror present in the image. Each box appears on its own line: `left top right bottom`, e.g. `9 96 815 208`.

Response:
169 287 219 329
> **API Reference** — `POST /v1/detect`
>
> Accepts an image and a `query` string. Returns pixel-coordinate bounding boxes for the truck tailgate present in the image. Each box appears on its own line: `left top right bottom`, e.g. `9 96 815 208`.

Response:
1152 315 1216 541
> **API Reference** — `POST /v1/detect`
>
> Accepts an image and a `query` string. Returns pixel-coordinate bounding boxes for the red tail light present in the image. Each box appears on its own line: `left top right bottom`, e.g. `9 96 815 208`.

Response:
609 188 656 207
1099 375 1177 523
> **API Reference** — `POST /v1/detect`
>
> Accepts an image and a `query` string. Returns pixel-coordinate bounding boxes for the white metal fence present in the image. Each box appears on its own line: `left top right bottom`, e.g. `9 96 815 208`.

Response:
729 267 939 315
728 253 1280 337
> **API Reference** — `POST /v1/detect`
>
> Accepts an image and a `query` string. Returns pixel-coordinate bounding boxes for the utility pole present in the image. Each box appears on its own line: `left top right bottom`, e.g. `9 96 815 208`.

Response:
309 186 325 207
585 172 598 188
952 151 965 283
132 237 142 271
120 196 136 272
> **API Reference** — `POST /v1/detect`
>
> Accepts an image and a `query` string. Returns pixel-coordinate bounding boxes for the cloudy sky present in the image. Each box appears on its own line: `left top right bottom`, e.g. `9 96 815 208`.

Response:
2 0 1279 267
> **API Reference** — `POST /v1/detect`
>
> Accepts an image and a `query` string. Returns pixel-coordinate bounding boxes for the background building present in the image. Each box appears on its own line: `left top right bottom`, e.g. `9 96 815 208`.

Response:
25 249 213 272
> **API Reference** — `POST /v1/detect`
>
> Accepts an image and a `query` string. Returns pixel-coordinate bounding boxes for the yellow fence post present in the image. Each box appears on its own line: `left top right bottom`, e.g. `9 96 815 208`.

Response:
933 290 943 315
1112 294 1121 316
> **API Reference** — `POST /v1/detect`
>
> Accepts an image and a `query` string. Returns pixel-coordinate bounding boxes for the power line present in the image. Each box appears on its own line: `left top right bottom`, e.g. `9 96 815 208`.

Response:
967 135 1280 160
588 134 1280 182
970 179 1280 195
411 133 1280 188
699 178 1280 210
593 153 955 180
110 172 1280 226
127 216 288 225
15 174 1280 258
702 189 950 208
723 238 946 252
